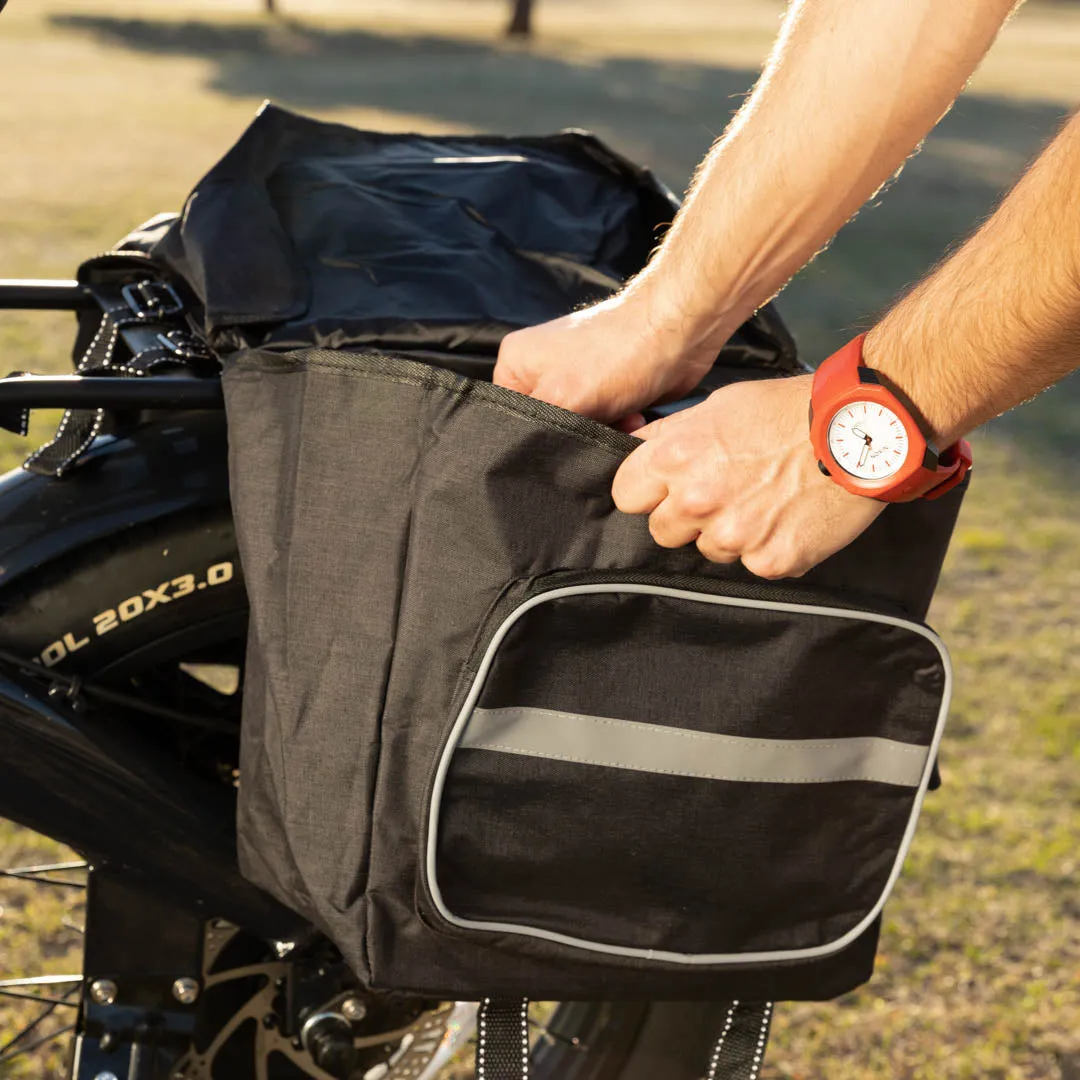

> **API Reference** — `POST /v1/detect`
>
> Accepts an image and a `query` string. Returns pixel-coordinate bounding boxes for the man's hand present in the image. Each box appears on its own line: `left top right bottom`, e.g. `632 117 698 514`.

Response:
611 375 885 579
494 294 719 426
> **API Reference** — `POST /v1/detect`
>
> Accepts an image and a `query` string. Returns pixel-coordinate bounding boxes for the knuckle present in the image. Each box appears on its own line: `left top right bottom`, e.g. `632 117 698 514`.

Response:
702 519 741 554
776 537 814 579
647 514 668 545
611 464 641 513
651 432 692 472
647 512 685 549
612 466 663 517
666 433 697 468
536 377 587 415
741 546 798 580
495 329 523 363
695 531 738 565
673 484 717 520
740 553 781 579
698 545 738 566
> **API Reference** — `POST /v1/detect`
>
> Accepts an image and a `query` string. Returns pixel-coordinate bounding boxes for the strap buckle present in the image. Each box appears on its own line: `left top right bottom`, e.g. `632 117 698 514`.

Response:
925 439 973 501
121 279 184 320
155 329 211 361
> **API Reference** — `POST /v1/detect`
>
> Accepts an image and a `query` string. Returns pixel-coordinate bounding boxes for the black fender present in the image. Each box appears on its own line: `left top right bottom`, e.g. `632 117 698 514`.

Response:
0 669 301 937
0 414 304 936
0 410 232 591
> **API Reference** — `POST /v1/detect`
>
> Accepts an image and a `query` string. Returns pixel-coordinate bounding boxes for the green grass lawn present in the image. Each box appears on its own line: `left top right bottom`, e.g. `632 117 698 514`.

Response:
0 2 1076 1077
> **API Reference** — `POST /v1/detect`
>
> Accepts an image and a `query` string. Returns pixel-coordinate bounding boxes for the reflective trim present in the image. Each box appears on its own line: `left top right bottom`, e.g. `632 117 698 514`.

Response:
425 582 953 966
461 705 929 788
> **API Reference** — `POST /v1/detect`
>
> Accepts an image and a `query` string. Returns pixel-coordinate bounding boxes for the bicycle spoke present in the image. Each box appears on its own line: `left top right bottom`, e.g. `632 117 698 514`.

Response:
1 859 88 889
3 862 88 875
0 976 82 1007
0 976 83 988
527 1015 589 1052
0 988 78 1006
0 986 77 1056
0 1023 76 1066
0 869 86 888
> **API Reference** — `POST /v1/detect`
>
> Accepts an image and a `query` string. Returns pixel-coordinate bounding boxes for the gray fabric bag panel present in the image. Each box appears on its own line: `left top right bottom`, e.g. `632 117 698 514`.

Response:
226 346 962 1001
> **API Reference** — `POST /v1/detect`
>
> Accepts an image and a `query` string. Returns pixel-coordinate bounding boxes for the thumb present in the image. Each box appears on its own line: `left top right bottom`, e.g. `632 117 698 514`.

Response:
629 413 671 441
492 355 531 393
615 412 647 435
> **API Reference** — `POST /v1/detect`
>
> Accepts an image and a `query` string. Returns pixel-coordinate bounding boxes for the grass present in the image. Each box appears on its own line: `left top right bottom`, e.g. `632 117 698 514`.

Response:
767 438 1080 1080
0 1 1077 1077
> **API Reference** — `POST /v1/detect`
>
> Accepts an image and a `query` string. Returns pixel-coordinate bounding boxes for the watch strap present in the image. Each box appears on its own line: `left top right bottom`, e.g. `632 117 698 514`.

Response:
812 334 972 502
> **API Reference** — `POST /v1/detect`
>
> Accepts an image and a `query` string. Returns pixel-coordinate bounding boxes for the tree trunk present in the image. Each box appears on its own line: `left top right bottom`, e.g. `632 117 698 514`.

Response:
506 0 534 37
265 0 276 12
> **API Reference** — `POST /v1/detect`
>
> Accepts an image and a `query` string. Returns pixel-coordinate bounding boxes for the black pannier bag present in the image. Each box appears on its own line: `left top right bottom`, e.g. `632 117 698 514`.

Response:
156 105 963 1004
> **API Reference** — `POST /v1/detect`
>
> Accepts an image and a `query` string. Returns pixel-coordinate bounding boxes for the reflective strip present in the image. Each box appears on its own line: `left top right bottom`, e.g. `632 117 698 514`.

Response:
426 581 954 966
461 706 929 788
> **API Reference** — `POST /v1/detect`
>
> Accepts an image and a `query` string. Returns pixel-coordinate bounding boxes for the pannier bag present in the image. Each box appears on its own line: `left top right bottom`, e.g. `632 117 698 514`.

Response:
157 105 964 1005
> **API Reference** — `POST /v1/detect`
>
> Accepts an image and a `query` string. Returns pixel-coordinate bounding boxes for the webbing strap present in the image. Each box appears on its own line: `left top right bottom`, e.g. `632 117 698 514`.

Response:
24 297 133 477
706 1001 774 1080
475 997 770 1079
476 997 529 1080
25 289 212 477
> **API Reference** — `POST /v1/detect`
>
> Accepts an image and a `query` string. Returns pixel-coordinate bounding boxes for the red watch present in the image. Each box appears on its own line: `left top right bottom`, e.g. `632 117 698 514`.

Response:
809 334 972 503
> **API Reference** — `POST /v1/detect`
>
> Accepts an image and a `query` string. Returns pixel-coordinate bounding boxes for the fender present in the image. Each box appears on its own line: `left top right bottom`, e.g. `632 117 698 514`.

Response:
0 668 301 937
0 410 231 591
0 413 300 934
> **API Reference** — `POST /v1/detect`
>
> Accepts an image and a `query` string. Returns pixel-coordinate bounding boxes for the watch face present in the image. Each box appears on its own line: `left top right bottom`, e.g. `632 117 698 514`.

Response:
827 402 909 481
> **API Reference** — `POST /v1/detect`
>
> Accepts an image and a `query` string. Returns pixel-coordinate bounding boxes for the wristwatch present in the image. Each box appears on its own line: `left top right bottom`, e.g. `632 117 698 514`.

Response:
809 333 972 503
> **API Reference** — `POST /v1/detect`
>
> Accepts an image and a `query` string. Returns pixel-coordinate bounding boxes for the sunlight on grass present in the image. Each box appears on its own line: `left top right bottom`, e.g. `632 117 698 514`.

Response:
0 2 1075 1078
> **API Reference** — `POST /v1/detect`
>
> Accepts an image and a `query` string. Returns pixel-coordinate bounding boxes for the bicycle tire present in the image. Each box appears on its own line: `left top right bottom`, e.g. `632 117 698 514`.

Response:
0 510 729 1080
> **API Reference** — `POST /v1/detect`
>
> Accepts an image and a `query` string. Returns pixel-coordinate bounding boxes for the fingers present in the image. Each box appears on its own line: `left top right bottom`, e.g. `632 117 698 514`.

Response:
492 351 530 394
615 412 647 435
694 530 740 565
610 375 888 578
647 498 702 549
630 415 665 441
611 413 684 512
613 407 754 566
612 442 669 515
492 306 678 419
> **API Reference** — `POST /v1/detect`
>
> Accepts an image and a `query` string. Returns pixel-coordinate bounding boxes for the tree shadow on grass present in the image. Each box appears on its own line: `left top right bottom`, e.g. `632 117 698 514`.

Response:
50 13 1079 474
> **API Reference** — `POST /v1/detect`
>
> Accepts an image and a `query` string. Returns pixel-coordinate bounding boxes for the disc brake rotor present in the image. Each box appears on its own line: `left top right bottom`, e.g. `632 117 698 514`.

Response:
170 921 477 1080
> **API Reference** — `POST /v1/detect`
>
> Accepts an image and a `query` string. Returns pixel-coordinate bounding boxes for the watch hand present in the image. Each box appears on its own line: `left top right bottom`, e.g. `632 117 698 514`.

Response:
852 425 870 443
858 443 870 468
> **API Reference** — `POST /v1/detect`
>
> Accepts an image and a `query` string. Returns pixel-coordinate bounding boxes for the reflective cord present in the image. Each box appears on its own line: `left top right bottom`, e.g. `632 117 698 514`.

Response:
23 297 131 476
749 1003 773 1080
476 997 529 1080
707 1001 740 1080
706 1001 774 1080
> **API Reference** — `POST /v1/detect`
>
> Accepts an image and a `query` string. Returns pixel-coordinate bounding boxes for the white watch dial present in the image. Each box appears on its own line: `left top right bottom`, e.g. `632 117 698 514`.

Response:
827 402 910 480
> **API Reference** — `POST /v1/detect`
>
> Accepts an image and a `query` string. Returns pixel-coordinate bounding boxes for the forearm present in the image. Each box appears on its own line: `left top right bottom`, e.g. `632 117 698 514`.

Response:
627 0 1018 355
865 110 1080 446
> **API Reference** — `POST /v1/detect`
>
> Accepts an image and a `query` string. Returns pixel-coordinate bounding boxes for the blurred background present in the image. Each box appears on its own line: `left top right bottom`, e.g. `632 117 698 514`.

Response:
0 1 1077 1077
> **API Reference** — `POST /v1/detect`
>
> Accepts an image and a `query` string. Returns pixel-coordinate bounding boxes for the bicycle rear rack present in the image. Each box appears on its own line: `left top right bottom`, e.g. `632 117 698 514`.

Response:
0 279 224 434
0 279 96 311
0 375 224 433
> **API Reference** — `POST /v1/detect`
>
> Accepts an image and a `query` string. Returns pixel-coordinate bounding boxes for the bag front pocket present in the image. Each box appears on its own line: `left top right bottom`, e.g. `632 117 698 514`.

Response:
425 582 950 965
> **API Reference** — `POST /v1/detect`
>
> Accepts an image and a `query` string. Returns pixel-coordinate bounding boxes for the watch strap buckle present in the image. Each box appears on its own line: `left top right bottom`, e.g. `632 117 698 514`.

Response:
924 439 972 500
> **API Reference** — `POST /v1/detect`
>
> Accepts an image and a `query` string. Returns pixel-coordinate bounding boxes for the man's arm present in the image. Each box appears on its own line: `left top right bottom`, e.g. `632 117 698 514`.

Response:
494 0 1019 422
864 113 1080 446
610 109 1080 579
